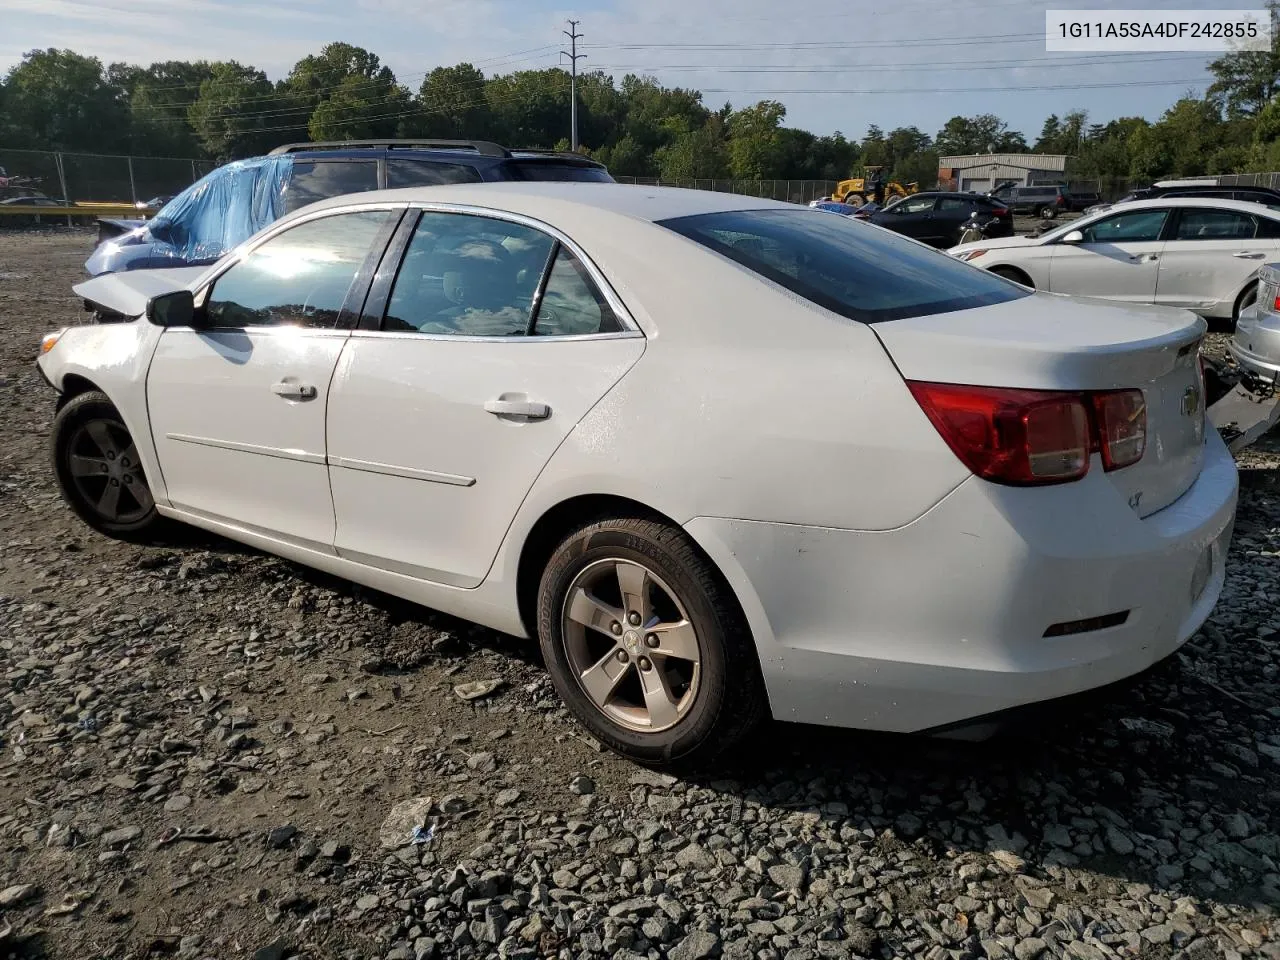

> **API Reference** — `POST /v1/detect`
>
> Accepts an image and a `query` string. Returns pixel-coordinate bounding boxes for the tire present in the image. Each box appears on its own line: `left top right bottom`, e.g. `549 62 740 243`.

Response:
991 266 1034 289
1234 282 1259 327
1041 206 1059 220
844 193 866 208
50 391 163 541
536 516 767 768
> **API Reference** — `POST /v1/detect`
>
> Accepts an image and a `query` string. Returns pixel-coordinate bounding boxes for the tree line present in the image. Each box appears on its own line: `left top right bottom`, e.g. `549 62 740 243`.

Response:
2 19 1279 187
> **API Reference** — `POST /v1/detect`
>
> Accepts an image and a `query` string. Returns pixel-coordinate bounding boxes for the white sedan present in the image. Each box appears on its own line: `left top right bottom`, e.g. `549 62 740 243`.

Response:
38 183 1237 766
950 197 1280 323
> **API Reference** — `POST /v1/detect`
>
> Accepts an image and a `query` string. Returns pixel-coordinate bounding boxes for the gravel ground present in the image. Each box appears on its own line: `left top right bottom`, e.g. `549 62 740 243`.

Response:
0 229 1278 960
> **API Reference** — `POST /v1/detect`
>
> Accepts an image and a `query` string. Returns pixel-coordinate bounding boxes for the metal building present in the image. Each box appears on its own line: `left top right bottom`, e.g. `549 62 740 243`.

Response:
937 154 1071 194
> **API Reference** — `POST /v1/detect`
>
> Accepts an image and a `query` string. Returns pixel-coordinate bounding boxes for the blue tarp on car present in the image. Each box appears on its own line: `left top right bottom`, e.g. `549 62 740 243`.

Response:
85 155 295 276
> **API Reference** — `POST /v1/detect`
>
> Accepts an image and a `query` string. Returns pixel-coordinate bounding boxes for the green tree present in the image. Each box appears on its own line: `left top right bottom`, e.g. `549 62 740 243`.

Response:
727 100 786 179
417 64 490 139
119 60 215 156
592 135 651 177
188 62 279 160
484 69 572 147
1208 1 1280 117
654 121 728 180
935 114 1026 155
3 48 129 151
309 74 413 140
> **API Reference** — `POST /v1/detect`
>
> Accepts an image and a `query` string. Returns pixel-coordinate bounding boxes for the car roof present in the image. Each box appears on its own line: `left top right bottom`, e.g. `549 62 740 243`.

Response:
285 182 794 225
1097 196 1280 216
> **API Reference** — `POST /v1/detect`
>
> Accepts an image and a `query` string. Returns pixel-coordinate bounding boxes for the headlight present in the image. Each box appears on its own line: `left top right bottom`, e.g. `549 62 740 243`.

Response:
955 249 989 262
39 330 64 355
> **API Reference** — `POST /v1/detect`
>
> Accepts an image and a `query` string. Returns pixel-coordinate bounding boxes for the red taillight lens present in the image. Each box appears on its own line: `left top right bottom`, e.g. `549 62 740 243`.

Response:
994 206 1011 218
1056 195 1067 206
1092 389 1147 471
907 382 1091 485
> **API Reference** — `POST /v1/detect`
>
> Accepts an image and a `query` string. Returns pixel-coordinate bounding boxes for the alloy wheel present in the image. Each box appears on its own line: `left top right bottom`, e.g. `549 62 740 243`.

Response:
66 418 154 524
560 558 702 733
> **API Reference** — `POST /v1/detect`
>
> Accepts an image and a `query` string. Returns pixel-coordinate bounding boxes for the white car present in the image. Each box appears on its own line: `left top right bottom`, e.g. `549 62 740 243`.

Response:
951 197 1280 323
38 183 1237 766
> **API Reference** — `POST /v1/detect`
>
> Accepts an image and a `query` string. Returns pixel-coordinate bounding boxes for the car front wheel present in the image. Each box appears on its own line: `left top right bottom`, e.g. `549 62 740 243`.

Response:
536 516 766 768
51 391 162 540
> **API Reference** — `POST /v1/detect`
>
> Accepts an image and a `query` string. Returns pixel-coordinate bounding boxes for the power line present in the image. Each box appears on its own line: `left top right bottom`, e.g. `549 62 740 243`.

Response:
562 20 585 151
695 77 1209 95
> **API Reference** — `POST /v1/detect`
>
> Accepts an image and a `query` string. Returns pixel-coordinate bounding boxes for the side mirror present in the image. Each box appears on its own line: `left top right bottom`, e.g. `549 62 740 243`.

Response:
1060 230 1085 244
147 289 196 327
148 218 172 243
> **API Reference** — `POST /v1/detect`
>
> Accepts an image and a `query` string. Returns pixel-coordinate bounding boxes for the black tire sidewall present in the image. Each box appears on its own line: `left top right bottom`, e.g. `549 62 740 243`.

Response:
51 392 159 538
537 524 738 765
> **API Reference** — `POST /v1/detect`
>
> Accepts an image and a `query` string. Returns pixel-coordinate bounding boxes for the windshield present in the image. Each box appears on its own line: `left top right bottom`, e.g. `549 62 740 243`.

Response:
507 161 614 183
659 208 1029 324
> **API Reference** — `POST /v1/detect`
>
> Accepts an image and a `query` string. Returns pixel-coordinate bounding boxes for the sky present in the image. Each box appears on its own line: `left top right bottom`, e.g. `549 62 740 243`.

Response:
0 0 1248 144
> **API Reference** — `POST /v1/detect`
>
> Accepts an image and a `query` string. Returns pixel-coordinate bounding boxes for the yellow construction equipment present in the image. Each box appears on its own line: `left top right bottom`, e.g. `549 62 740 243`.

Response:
833 166 919 206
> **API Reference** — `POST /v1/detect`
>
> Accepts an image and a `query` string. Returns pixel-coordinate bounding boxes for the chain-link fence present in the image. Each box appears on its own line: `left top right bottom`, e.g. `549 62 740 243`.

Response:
0 148 215 204
613 177 839 204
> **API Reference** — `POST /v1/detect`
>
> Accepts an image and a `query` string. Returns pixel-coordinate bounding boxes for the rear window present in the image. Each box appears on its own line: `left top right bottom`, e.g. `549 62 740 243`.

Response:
283 160 379 213
507 161 614 183
659 208 1028 324
388 159 482 187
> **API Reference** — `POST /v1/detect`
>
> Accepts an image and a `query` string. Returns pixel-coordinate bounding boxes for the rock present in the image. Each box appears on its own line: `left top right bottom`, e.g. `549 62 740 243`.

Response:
163 794 192 813
1022 886 1054 911
1224 812 1252 839
252 938 289 960
895 813 924 837
1105 827 1134 855
380 798 433 849
767 863 806 892
0 885 35 907
1014 937 1047 960
669 930 721 960
569 774 595 796
355 894 380 912
454 680 503 702
101 826 142 847
266 825 298 849
990 850 1026 873
1141 924 1175 945
676 843 717 871
466 752 497 774
495 788 521 807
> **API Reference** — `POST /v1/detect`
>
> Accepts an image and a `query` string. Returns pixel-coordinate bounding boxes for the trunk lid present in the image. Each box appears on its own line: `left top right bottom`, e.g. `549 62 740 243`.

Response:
72 266 208 318
874 292 1209 517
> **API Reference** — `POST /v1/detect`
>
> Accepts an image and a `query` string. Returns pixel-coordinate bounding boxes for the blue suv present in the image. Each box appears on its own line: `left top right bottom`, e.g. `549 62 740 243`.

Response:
87 140 613 276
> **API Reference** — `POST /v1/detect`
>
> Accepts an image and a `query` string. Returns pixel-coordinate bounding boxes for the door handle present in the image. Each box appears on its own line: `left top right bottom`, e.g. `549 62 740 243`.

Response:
272 381 318 401
1128 254 1158 263
1234 251 1266 259
484 398 551 420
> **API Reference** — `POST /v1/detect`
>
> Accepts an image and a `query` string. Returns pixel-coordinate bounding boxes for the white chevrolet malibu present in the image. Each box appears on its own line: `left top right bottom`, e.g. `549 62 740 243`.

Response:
38 183 1237 766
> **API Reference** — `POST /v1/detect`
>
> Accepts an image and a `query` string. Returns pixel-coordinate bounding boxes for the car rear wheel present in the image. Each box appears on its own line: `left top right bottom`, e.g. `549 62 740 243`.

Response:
536 516 766 768
1041 205 1060 220
51 391 163 540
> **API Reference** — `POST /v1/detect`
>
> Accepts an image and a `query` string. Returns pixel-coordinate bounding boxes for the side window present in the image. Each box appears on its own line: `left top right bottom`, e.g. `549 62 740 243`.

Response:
383 212 554 336
205 211 391 329
282 160 379 214
1257 217 1280 238
936 197 969 213
1081 209 1169 243
533 249 623 336
895 196 936 215
387 160 483 188
1173 209 1258 240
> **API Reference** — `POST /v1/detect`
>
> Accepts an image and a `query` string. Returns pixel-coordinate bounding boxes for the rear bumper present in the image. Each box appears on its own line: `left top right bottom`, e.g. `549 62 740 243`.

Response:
685 432 1238 733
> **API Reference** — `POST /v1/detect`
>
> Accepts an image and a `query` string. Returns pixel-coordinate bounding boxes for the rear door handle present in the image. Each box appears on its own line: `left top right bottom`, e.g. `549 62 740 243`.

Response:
1234 251 1266 259
272 381 318 401
484 398 551 420
1128 254 1159 263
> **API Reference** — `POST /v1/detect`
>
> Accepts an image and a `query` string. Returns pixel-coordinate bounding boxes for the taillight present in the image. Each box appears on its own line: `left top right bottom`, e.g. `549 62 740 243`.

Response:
1092 389 1146 471
908 382 1148 486
907 382 1091 485
1056 195 1067 206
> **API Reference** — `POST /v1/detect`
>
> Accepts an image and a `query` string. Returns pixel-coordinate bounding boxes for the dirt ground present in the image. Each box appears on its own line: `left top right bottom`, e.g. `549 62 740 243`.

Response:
0 230 1277 960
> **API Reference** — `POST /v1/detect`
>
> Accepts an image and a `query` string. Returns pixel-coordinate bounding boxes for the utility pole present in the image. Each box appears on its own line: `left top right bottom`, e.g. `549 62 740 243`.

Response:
562 20 585 151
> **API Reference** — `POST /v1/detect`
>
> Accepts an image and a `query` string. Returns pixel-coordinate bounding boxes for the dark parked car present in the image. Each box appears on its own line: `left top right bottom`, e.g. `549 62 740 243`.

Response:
1068 189 1101 211
859 192 1013 248
86 139 613 275
1086 181 1280 215
1005 184 1073 220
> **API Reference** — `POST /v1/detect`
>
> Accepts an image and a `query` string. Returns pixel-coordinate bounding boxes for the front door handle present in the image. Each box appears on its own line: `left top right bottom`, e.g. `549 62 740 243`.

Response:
1128 254 1159 263
1234 251 1267 259
484 398 551 420
272 381 318 401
